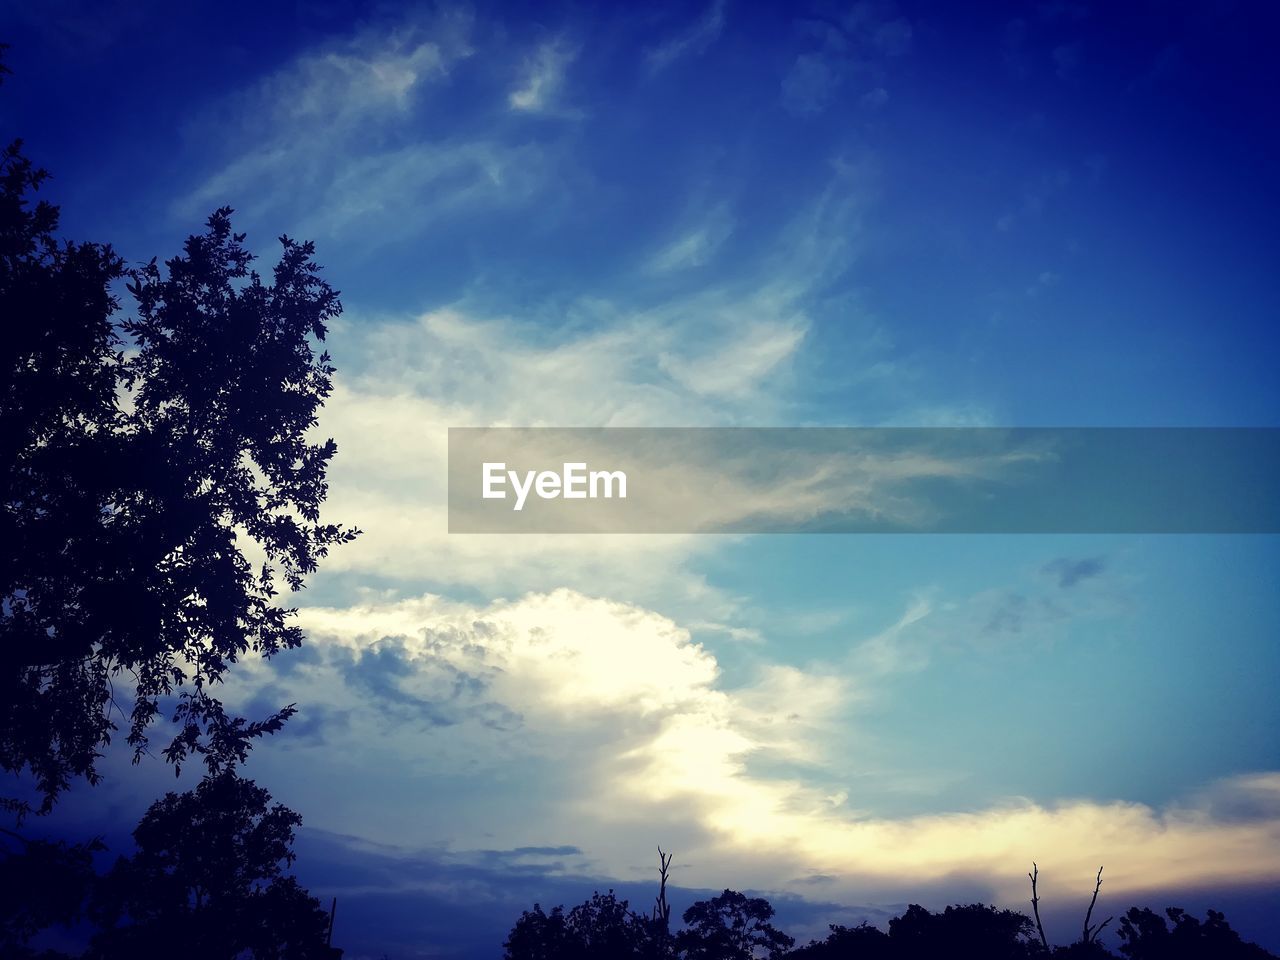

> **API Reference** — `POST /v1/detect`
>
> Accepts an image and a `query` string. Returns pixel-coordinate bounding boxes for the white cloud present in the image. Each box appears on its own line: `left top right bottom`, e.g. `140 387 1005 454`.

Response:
306 164 882 597
300 140 550 240
509 38 578 113
313 299 799 605
174 11 556 244
224 588 1280 908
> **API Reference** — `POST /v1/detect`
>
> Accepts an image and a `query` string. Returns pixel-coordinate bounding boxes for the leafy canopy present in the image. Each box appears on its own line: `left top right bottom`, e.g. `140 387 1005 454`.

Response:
0 116 357 816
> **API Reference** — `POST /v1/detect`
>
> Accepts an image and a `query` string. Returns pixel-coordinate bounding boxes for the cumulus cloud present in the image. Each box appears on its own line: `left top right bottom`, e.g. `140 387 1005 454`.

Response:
142 12 1280 928
214 588 1280 911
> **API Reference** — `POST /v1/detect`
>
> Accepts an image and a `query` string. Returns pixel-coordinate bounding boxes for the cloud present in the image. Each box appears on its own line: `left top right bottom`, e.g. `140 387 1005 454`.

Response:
296 160 889 603
1043 556 1107 589
861 86 889 108
213 587 1280 917
646 0 728 73
1026 269 1061 297
173 10 564 247
850 559 1129 678
782 4 912 116
303 139 551 241
995 168 1072 231
782 53 842 116
648 204 735 273
1052 41 1082 80
1189 773 1280 825
509 38 578 113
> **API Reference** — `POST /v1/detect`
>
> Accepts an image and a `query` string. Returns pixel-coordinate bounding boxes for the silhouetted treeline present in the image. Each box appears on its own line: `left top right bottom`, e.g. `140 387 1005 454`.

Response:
503 887 1280 960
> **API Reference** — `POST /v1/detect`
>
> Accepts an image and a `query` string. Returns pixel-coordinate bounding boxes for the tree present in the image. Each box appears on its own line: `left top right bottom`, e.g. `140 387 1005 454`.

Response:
1117 907 1278 960
1029 863 1115 957
86 771 335 959
1 84 357 816
887 902 1042 960
788 922 893 960
0 829 102 957
505 890 664 960
677 890 794 960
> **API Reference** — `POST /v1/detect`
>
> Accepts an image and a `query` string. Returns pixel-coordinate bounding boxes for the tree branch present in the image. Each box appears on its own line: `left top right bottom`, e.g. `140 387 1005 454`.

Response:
1028 862 1050 950
1082 865 1113 944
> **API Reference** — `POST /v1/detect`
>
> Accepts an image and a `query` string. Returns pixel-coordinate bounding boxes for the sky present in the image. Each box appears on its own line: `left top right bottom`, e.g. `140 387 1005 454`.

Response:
4 1 1280 957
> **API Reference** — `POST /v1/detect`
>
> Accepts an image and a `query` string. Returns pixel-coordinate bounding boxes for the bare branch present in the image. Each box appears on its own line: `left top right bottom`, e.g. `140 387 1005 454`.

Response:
653 845 673 931
1082 865 1113 944
1029 862 1050 950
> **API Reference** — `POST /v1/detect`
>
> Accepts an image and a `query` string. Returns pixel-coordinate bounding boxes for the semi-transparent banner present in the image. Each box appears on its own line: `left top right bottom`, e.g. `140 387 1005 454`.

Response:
447 428 1279 534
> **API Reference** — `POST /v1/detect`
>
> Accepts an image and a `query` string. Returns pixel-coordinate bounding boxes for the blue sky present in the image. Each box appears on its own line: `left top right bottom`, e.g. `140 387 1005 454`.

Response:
5 1 1279 957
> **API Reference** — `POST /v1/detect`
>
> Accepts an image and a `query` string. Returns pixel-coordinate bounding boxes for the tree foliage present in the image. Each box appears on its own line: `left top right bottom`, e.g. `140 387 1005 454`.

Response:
678 890 795 960
86 772 334 960
506 891 1279 960
1117 907 1277 960
0 830 102 955
504 890 667 960
0 118 356 815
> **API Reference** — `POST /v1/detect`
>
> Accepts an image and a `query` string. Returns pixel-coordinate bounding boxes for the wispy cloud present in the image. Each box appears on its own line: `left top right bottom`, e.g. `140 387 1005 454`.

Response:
646 0 728 73
782 3 913 116
302 160 886 599
648 204 735 273
782 51 842 116
509 38 579 113
173 10 564 246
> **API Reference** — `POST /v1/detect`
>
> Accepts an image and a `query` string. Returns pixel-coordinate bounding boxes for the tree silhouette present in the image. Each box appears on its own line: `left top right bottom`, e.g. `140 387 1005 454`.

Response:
886 902 1042 960
86 771 336 959
677 889 794 960
1117 907 1277 960
504 890 662 960
1 84 357 815
504 902 578 960
788 922 893 959
0 829 102 956
502 870 1279 960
